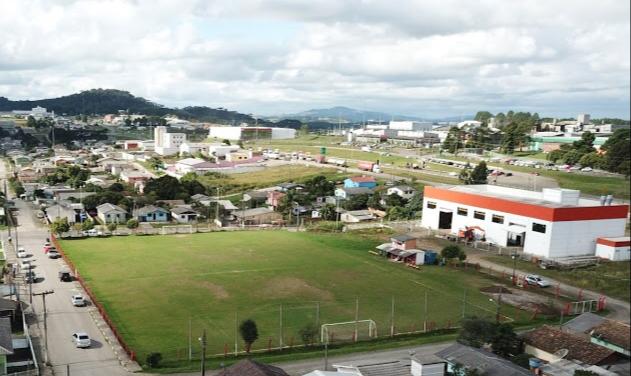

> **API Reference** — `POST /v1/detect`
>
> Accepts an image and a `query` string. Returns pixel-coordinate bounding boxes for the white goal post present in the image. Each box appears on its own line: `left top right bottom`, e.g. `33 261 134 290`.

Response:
321 320 378 343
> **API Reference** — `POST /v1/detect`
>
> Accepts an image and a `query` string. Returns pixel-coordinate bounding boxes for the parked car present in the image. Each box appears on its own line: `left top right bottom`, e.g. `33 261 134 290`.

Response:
72 332 91 348
83 229 103 237
71 295 86 307
25 271 37 283
581 167 593 172
43 244 55 253
525 274 551 287
19 259 33 270
36 211 45 219
59 270 73 282
17 247 27 258
48 250 61 259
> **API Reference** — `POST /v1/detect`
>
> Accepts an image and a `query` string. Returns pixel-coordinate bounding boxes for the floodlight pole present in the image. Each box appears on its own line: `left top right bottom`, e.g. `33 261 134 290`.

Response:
199 329 207 376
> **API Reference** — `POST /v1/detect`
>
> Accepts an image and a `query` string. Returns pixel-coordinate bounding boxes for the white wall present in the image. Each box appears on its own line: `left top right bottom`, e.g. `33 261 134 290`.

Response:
595 244 631 261
209 127 242 140
271 127 296 139
420 197 626 259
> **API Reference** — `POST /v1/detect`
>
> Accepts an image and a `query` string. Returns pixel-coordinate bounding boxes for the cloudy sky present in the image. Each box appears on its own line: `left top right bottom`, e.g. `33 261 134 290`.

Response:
0 0 629 119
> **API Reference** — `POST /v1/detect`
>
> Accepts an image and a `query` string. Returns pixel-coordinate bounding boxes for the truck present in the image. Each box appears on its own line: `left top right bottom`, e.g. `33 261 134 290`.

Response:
357 161 381 173
326 157 347 167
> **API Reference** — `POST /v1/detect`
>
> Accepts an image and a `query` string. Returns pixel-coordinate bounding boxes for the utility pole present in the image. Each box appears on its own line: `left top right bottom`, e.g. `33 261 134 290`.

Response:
33 290 54 365
279 304 284 349
188 316 192 361
199 329 207 376
462 289 467 319
390 296 395 337
495 292 503 324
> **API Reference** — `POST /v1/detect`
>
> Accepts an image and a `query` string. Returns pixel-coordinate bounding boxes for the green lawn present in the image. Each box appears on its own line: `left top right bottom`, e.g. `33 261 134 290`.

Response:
483 255 630 302
59 231 532 367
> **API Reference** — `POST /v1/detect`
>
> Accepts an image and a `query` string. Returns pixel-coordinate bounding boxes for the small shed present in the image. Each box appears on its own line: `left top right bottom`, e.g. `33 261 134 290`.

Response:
390 234 417 250
595 237 630 261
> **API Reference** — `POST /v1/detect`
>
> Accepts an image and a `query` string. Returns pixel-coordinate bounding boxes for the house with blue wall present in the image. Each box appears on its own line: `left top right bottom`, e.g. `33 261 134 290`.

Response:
343 176 377 189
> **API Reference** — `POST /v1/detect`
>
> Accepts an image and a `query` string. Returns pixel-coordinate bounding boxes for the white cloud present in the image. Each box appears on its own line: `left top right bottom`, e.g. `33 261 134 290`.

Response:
0 0 628 118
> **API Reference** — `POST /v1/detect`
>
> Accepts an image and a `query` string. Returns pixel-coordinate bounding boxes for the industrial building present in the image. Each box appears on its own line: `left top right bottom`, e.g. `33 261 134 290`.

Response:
154 126 186 156
420 185 629 260
208 126 296 141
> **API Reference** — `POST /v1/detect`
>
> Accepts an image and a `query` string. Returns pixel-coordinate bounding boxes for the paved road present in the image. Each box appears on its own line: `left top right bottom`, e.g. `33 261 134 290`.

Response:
1 162 139 376
467 252 630 322
174 341 452 376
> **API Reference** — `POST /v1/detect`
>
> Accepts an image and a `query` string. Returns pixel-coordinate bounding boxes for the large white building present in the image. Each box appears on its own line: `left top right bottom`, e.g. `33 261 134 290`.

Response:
208 126 296 141
154 126 187 155
421 185 629 260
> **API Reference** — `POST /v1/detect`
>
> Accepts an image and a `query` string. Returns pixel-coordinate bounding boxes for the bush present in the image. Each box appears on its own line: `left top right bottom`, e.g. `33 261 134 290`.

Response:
299 323 319 346
441 245 466 261
107 222 118 232
126 218 139 229
145 352 162 368
81 219 95 231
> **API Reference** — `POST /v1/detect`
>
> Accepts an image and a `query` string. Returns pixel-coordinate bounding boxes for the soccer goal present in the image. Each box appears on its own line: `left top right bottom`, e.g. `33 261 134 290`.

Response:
160 225 194 235
321 320 378 343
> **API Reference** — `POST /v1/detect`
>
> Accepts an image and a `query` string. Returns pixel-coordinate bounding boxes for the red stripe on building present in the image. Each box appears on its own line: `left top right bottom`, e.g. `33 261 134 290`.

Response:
597 238 631 247
424 186 629 222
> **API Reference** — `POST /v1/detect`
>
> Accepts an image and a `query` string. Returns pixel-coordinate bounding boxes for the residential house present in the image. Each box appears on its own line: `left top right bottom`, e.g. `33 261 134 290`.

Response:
233 207 283 226
522 325 616 366
344 176 377 189
133 205 170 223
120 170 152 185
267 191 286 209
303 358 444 376
174 158 217 175
590 320 630 357
387 185 416 200
45 203 79 225
276 183 305 193
11 155 31 167
435 343 530 376
540 358 618 376
179 142 210 156
171 206 199 223
243 190 269 207
0 317 14 375
16 167 39 183
96 203 127 223
334 187 374 200
225 151 250 162
340 210 375 223
191 194 213 206
217 359 289 376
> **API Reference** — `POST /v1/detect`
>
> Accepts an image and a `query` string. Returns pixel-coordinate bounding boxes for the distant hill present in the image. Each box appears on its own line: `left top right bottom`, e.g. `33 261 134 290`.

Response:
278 106 426 123
0 89 256 124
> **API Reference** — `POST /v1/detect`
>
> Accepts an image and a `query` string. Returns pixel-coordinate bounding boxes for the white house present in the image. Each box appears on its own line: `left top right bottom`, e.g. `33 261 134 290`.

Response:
340 210 375 223
171 206 199 223
96 203 127 223
387 185 416 200
179 142 210 156
421 185 629 259
174 158 218 175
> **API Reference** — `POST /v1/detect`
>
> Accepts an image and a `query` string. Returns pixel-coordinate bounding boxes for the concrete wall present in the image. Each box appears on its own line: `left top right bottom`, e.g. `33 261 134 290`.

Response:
595 243 631 261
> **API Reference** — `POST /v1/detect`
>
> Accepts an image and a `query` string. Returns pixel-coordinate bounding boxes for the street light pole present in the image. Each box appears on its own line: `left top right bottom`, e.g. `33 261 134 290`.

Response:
33 290 54 365
199 329 207 376
511 254 517 285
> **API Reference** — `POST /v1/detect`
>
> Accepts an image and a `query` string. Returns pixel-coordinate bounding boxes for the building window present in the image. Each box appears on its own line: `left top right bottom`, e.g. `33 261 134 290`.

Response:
473 211 486 220
492 214 504 224
457 207 468 216
426 201 437 209
532 223 546 233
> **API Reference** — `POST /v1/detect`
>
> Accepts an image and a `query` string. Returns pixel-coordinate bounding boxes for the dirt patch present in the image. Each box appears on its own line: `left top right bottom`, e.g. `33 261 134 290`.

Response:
482 287 562 315
480 285 512 294
199 281 229 299
263 277 334 301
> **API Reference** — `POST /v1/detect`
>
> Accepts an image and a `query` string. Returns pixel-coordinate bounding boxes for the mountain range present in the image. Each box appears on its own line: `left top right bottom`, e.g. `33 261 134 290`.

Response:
274 106 427 123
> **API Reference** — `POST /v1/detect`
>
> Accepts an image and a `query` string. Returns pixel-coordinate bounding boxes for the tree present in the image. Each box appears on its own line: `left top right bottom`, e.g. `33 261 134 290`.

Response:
474 111 493 124
441 245 466 261
319 204 337 221
299 123 309 136
600 128 630 175
490 323 521 357
239 319 259 353
343 194 369 210
51 218 70 234
386 206 408 220
126 218 139 229
299 323 319 346
468 161 488 184
405 192 424 217
384 193 406 208
26 115 37 128
145 352 162 368
81 219 95 231
144 175 183 200
442 127 463 154
149 157 164 170
367 193 384 210
458 317 497 348
450 363 487 376
107 222 118 232
578 152 603 168
222 139 231 145
304 175 335 198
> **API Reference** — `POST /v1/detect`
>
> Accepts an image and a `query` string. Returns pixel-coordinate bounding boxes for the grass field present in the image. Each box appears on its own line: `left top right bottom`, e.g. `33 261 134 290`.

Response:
197 164 347 194
483 255 630 302
59 231 535 367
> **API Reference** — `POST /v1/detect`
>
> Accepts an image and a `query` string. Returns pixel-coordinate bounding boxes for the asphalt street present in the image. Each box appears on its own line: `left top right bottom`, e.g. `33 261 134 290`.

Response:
1 161 138 376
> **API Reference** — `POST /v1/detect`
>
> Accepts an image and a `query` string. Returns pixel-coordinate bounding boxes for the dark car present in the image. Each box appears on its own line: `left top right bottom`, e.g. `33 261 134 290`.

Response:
59 270 73 282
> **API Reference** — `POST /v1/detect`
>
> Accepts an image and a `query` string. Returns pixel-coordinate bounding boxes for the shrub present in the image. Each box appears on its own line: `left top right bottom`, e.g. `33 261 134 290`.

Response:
126 219 139 229
145 352 162 368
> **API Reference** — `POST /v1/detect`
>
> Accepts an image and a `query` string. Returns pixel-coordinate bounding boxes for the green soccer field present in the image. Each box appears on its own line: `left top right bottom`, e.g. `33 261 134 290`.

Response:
60 231 524 365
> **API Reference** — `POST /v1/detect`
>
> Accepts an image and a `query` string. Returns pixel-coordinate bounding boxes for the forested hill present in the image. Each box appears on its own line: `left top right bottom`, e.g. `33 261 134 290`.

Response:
0 89 257 124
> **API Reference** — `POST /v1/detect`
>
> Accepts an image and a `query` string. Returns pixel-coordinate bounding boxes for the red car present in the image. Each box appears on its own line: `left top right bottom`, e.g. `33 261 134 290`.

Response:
43 244 55 253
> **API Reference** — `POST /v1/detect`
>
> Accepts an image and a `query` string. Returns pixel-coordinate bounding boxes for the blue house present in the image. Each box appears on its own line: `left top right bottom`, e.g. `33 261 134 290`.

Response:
133 205 170 222
344 176 377 189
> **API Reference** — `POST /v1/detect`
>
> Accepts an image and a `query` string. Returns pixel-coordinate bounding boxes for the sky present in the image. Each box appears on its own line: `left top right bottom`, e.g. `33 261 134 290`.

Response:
0 0 629 119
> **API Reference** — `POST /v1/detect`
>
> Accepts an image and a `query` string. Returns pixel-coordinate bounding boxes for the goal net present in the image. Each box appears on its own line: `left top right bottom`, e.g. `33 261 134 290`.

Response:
160 225 194 235
321 320 377 343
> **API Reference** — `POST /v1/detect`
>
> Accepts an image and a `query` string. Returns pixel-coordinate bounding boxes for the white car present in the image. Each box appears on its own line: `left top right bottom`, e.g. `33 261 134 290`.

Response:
17 247 27 258
581 167 593 172
71 295 86 307
19 259 33 270
525 274 551 288
72 332 91 348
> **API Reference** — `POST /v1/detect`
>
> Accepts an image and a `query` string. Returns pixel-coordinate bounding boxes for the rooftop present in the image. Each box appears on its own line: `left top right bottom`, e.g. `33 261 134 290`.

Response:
348 176 377 183
522 325 615 365
562 312 606 335
234 207 276 218
591 319 631 350
216 359 288 376
436 185 618 208
435 343 530 376
391 234 417 242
